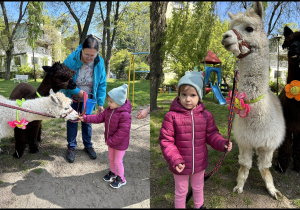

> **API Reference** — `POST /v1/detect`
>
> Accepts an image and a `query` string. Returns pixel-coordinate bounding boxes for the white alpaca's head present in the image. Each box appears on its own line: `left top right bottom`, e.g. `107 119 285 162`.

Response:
221 2 268 58
47 89 78 120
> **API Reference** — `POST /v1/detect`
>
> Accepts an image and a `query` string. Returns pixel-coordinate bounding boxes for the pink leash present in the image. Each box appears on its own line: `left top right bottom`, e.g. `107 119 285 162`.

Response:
68 92 88 123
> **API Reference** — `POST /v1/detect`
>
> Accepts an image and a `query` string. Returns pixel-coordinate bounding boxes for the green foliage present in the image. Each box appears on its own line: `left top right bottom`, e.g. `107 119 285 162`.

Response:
43 10 77 62
278 22 299 34
163 2 216 78
41 56 49 66
113 2 150 53
269 78 285 94
26 2 45 50
16 65 32 75
110 49 131 78
165 78 178 86
208 18 237 84
111 50 150 80
16 64 44 79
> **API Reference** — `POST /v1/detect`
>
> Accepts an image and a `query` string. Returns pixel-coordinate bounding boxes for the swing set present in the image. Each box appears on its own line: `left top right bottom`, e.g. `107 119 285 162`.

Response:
127 52 150 106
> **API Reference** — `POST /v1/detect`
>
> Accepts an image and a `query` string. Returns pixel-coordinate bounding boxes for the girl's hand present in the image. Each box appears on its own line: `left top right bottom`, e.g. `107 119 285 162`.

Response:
175 163 185 173
98 106 104 114
225 141 233 152
78 116 84 122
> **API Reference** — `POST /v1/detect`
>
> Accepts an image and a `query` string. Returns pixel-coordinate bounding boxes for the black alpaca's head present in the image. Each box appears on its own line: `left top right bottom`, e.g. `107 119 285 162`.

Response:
282 26 300 64
42 62 77 91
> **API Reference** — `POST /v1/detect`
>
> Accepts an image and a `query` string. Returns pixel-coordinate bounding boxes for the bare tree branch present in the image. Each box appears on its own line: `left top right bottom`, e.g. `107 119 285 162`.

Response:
64 1 82 40
81 1 96 43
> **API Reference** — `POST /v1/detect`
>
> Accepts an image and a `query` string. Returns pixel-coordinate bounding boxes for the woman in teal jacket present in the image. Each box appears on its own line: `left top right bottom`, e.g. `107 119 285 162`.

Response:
61 34 107 163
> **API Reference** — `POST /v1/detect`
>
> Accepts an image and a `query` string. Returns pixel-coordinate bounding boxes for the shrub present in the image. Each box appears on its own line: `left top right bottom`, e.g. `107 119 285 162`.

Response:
16 64 44 79
269 78 285 94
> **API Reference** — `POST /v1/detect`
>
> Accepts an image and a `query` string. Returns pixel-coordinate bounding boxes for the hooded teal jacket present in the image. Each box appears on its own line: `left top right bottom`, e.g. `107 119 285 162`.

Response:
60 44 107 107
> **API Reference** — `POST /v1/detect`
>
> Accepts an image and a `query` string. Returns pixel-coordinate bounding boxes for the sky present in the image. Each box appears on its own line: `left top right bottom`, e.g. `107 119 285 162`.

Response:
2 1 300 40
2 1 98 37
215 1 300 38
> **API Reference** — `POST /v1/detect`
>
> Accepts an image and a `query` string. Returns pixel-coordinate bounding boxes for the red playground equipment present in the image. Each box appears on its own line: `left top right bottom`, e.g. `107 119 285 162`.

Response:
201 50 227 105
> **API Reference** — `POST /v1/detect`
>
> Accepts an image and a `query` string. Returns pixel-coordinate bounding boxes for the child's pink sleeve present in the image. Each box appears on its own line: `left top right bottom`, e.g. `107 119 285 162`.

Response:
83 111 105 124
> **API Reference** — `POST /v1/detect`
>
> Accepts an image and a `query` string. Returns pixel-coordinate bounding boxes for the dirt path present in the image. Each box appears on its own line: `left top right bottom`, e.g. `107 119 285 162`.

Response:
0 107 150 208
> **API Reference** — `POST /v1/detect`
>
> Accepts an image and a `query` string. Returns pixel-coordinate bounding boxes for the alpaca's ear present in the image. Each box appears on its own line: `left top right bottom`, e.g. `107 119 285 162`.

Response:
42 66 52 73
49 89 55 95
50 94 60 105
253 1 263 19
283 26 293 38
228 11 234 19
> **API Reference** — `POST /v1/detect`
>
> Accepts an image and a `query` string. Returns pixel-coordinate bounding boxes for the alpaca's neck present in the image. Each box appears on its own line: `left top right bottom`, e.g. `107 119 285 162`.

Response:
237 48 270 101
37 74 58 96
18 97 53 122
287 60 300 83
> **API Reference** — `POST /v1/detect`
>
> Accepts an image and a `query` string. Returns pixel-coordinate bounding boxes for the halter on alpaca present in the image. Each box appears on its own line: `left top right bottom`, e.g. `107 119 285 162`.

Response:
231 29 252 59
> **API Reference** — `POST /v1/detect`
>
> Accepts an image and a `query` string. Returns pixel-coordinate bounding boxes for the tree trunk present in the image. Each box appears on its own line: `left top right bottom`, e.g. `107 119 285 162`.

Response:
80 1 96 44
64 1 96 45
1 2 27 80
4 50 12 80
33 50 36 82
150 1 168 110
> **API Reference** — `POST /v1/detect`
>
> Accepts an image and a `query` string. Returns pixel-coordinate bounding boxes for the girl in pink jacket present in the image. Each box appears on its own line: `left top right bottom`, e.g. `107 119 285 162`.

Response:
159 71 232 209
80 84 131 189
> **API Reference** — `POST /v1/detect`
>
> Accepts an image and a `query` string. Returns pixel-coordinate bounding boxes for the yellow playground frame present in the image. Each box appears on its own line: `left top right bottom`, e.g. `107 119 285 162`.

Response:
127 52 149 106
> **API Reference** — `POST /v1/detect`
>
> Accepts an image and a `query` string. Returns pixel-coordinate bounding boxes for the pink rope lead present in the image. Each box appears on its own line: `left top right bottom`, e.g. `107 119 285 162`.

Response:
68 92 88 123
0 102 55 118
186 70 239 204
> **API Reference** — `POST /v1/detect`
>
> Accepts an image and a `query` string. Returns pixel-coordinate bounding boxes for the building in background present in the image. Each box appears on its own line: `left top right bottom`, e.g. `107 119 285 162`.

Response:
0 23 55 75
269 35 288 83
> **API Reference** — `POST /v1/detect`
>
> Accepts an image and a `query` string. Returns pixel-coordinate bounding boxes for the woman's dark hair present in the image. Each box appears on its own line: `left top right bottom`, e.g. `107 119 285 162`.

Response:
82 34 99 51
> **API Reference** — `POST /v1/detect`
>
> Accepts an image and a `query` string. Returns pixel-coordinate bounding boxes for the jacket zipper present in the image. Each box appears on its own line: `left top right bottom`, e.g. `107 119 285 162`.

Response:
107 109 115 140
191 110 195 174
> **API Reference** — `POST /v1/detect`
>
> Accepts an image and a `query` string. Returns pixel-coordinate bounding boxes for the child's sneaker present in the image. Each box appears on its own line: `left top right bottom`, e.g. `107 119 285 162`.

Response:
103 171 117 182
110 175 126 188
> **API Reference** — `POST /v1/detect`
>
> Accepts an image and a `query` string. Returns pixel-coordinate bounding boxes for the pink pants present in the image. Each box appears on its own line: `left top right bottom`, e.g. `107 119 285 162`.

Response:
173 170 205 209
108 146 126 181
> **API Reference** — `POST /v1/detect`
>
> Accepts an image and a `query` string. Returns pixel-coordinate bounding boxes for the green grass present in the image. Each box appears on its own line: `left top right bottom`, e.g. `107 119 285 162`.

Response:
208 195 224 208
105 78 150 109
243 196 253 206
0 78 42 98
294 199 300 208
33 168 43 174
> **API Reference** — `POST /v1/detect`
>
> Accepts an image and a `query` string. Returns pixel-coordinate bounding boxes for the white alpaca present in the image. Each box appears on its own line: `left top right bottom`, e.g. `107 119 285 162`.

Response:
221 2 285 199
0 89 78 140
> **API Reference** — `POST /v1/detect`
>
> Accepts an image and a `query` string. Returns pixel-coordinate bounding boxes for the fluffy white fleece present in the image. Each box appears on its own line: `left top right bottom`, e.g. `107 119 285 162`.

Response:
0 89 78 139
221 1 285 199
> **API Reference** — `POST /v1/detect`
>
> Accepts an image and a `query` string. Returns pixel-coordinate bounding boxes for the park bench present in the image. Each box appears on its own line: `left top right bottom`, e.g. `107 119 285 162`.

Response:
13 75 28 83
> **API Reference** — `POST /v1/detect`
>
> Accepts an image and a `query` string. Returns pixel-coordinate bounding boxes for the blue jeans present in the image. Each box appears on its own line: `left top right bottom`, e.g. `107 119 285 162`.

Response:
67 101 92 149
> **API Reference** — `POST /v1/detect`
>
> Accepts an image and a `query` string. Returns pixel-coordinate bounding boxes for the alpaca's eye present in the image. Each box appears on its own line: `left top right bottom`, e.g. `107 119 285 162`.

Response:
64 107 69 110
245 27 253 32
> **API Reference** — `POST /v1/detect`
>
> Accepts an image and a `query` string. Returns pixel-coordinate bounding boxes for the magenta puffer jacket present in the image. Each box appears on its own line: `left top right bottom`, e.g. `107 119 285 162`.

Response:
84 99 132 150
159 97 227 175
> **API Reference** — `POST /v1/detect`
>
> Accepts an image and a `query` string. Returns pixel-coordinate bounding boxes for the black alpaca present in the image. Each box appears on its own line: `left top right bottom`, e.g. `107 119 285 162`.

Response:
275 26 300 172
9 62 76 158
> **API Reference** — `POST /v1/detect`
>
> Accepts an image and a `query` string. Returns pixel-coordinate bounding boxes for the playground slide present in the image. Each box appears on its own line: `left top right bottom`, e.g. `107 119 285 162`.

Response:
209 82 227 105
